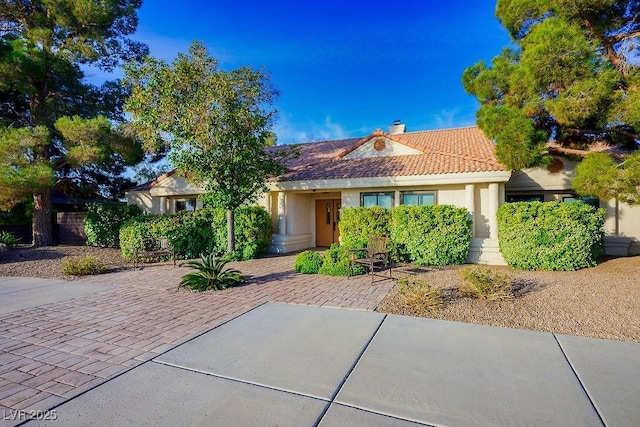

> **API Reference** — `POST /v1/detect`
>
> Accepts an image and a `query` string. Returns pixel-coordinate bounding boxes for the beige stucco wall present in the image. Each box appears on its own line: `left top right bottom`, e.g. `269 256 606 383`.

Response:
603 199 640 254
473 185 491 238
126 190 158 213
149 174 205 197
507 157 577 192
286 193 313 235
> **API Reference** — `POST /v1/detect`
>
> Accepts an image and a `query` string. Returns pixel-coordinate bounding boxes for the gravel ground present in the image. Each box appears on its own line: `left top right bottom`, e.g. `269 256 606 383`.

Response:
378 257 640 342
0 245 129 280
1 245 638 342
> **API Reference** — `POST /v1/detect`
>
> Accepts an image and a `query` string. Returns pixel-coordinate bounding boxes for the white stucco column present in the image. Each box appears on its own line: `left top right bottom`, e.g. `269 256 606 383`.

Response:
278 192 286 235
159 197 167 214
465 184 475 237
488 183 499 238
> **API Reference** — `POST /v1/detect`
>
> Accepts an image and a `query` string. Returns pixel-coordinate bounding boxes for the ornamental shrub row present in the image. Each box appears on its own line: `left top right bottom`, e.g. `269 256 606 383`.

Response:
339 207 390 249
497 201 606 271
119 206 271 261
390 205 473 265
84 202 143 247
339 205 473 266
293 246 365 276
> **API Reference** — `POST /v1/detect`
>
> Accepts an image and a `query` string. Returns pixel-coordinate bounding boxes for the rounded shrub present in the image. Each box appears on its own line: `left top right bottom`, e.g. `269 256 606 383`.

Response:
84 202 143 247
318 244 364 276
497 201 606 271
61 256 107 276
294 250 323 274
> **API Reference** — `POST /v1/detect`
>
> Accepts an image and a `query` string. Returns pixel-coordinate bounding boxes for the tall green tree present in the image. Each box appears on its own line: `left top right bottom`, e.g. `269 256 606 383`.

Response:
0 1 147 246
124 41 296 253
463 0 639 202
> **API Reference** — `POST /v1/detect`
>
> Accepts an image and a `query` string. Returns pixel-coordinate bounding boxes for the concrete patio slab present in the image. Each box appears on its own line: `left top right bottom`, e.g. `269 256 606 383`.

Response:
319 403 426 426
32 361 328 426
0 278 113 315
11 301 640 426
556 334 640 427
155 302 385 400
335 315 603 426
0 278 69 293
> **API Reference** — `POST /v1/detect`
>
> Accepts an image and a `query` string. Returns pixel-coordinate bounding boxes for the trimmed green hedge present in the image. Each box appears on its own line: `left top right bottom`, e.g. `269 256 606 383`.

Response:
390 205 472 265
84 202 143 247
497 201 606 270
339 207 390 249
119 206 271 262
338 205 472 266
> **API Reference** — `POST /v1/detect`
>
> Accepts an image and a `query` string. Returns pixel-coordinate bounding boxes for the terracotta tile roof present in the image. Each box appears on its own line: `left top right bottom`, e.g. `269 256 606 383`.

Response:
269 137 361 169
279 126 506 182
126 170 176 192
127 127 507 191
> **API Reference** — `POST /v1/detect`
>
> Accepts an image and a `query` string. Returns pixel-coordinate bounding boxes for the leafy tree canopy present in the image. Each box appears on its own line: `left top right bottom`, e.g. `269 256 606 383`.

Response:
124 41 297 251
0 0 147 245
463 1 640 203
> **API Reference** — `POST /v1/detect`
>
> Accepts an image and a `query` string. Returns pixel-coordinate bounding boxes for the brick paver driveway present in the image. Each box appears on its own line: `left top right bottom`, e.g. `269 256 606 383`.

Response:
0 254 395 423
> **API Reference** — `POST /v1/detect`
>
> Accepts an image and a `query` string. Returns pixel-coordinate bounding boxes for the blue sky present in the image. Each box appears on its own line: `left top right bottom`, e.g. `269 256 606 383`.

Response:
89 1 513 144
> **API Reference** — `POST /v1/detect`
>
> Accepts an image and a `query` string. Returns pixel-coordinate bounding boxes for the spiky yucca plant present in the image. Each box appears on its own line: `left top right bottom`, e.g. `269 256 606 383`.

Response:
179 253 244 291
0 231 21 247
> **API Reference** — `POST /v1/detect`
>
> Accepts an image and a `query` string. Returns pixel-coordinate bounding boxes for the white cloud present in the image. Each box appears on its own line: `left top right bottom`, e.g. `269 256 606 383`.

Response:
423 108 477 130
274 115 353 144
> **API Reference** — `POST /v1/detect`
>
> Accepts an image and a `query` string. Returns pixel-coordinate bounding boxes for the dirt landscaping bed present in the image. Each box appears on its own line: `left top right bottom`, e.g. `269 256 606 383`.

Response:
0 245 638 342
0 245 129 280
378 256 640 342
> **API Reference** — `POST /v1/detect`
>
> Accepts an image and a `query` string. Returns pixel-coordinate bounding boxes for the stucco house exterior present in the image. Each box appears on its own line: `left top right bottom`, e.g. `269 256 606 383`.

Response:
126 122 640 263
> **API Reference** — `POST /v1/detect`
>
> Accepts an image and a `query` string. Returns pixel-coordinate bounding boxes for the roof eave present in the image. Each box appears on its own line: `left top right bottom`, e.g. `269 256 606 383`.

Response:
270 170 513 191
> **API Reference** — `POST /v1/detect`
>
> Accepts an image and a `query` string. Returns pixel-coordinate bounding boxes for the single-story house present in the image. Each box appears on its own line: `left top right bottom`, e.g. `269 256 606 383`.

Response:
126 122 640 263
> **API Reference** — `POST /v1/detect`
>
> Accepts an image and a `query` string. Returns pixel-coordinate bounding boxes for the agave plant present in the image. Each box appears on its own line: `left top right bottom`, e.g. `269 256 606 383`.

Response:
179 253 244 291
0 231 21 247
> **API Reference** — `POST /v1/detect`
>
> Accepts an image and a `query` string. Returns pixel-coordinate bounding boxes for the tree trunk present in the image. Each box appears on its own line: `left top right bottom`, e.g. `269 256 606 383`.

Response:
227 209 235 253
32 189 54 247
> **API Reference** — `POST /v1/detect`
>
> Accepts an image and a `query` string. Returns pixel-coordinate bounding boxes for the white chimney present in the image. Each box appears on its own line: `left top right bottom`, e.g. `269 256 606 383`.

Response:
388 119 406 135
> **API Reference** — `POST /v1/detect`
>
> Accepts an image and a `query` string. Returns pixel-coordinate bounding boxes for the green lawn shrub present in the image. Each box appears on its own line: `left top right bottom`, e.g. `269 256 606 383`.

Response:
390 205 472 265
497 201 606 271
294 250 323 274
318 244 364 276
339 207 390 249
84 202 143 247
61 256 108 276
119 206 271 262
